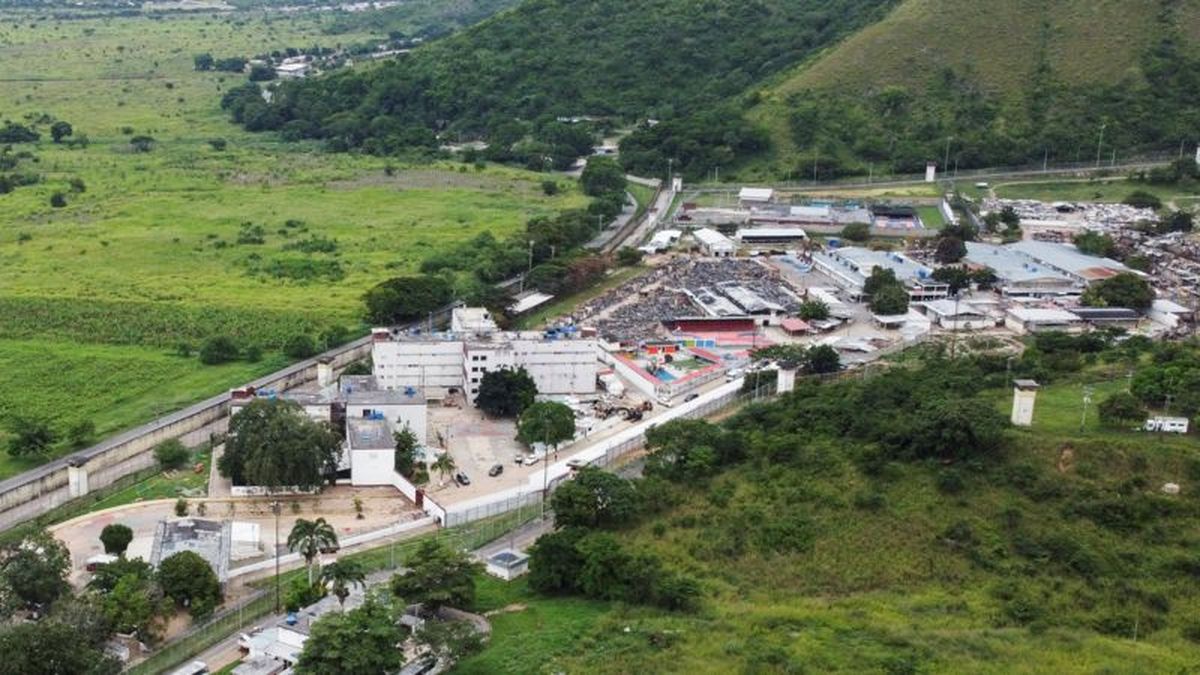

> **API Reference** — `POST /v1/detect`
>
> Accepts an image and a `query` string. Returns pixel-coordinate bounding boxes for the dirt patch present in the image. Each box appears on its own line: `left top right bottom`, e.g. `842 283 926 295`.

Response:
326 169 536 193
483 603 528 617
1057 444 1075 473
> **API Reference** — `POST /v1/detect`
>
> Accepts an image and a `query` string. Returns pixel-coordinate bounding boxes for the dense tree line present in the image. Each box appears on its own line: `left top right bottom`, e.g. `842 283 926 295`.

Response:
223 0 896 163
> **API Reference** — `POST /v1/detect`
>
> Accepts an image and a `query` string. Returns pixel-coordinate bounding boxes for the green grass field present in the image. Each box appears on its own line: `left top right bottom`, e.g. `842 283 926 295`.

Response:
0 10 585 476
990 178 1200 205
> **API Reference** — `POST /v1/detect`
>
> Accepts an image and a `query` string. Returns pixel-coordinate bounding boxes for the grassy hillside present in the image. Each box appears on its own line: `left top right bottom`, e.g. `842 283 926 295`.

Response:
457 339 1200 673
743 0 1200 178
0 9 580 476
230 0 898 148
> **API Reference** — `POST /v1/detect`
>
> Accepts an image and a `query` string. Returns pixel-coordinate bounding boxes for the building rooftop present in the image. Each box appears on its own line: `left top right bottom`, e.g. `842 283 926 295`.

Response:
1007 307 1081 322
739 187 774 202
920 299 988 318
694 228 734 247
736 227 809 240
1009 240 1129 281
964 241 1078 285
346 418 394 450
813 246 934 288
150 518 230 582
451 307 499 334
488 550 529 569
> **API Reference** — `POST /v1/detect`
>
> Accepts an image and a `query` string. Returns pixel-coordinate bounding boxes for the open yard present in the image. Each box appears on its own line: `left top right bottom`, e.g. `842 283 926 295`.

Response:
0 10 584 474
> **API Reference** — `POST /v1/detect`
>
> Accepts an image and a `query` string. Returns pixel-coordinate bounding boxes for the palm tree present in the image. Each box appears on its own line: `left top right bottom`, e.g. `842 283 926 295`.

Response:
320 559 366 610
432 452 457 486
287 517 338 585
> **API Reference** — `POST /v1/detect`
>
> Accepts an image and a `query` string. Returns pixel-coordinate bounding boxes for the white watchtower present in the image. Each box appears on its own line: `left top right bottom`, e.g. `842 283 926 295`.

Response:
1011 379 1040 427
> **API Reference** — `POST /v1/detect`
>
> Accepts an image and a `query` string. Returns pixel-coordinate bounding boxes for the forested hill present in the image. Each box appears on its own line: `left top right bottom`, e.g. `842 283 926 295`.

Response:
737 0 1200 178
222 0 898 158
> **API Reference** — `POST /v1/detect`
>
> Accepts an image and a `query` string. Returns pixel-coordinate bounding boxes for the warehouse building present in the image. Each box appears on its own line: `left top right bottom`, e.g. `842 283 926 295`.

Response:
964 242 1080 297
693 228 736 257
811 246 949 301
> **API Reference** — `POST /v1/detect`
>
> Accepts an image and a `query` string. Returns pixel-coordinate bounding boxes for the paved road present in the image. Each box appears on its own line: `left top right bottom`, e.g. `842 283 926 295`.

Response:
688 159 1175 193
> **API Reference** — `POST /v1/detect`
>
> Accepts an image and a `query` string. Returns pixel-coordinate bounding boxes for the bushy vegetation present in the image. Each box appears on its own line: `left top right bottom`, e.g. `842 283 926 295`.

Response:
499 339 1200 672
227 0 896 167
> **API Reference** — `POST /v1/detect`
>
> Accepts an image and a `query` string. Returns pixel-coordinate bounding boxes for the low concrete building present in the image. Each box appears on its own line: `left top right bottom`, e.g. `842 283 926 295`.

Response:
485 550 530 580
736 227 808 246
918 299 993 330
693 228 736 257
738 187 774 207
1005 307 1083 334
150 518 231 582
1149 298 1194 329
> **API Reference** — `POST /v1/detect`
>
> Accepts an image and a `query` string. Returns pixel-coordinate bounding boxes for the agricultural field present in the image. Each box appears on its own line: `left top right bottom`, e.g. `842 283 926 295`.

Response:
0 10 584 476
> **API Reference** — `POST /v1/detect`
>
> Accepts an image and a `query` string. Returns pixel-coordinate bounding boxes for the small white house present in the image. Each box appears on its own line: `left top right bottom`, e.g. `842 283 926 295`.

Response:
738 187 774 207
920 299 993 330
1144 417 1190 434
693 228 735 257
1004 307 1083 335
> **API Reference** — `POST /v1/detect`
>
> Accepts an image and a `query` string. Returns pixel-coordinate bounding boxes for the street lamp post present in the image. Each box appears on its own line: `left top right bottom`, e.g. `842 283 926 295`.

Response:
271 500 281 612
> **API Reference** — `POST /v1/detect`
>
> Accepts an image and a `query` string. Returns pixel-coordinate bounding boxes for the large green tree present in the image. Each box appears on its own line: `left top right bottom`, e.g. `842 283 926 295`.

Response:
157 551 222 620
517 401 575 457
390 539 481 610
0 616 120 675
475 367 538 417
551 467 641 530
219 398 343 490
1081 272 1155 311
0 530 71 611
362 275 452 325
580 157 626 197
295 597 405 675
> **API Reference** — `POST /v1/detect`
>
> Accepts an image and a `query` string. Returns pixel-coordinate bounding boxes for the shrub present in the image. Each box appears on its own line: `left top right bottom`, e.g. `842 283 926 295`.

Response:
154 439 190 470
840 222 870 242
936 469 966 495
284 334 317 359
67 419 95 449
199 335 239 364
1123 190 1162 210
174 498 189 517
49 191 67 208
100 523 134 555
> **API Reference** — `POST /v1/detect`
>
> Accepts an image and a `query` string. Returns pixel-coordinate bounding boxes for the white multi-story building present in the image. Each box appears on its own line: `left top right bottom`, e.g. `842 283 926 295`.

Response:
372 312 598 403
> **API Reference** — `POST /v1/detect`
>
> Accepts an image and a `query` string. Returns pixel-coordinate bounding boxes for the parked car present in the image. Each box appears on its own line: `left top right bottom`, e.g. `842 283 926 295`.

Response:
488 463 504 477
455 471 471 486
523 454 542 467
319 543 340 555
566 458 589 471
85 554 118 572
683 393 700 402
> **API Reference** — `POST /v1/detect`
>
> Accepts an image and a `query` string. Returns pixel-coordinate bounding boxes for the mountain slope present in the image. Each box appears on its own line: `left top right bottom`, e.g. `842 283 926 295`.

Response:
742 0 1200 178
226 0 899 155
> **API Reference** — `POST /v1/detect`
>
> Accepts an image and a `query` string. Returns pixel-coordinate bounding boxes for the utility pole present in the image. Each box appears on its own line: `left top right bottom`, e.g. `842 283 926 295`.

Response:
1080 385 1094 431
1043 148 1048 172
1095 122 1107 169
271 500 281 612
943 136 952 175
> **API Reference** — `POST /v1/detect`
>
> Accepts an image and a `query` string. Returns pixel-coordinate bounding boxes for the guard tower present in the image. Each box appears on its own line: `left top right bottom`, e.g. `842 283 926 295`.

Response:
1011 379 1040 426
